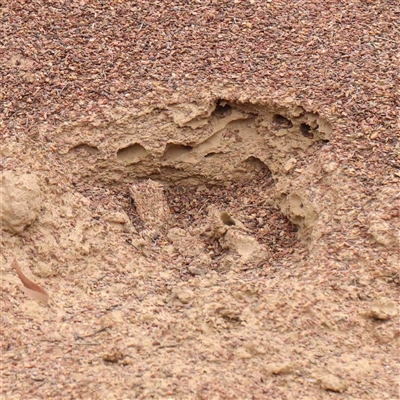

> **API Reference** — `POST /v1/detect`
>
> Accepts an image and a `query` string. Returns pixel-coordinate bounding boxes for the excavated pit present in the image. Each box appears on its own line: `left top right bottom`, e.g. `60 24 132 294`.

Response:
59 99 332 185
52 98 333 270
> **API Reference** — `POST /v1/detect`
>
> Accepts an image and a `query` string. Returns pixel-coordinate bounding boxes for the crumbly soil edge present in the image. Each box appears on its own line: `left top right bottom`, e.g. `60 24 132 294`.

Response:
1 2 399 399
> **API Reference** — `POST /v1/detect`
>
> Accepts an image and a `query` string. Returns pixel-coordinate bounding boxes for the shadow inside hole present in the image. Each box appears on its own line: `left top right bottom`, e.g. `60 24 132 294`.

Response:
273 114 293 128
245 156 270 173
220 212 236 226
300 123 314 139
69 143 99 155
204 152 224 158
117 143 147 163
163 144 193 160
213 100 232 118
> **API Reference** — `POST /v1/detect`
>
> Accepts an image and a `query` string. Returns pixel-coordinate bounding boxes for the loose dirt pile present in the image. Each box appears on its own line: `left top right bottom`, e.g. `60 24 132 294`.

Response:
1 1 399 399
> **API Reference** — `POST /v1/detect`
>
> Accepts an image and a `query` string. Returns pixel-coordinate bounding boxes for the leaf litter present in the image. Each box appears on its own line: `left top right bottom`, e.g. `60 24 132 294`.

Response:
12 259 49 305
1 1 399 399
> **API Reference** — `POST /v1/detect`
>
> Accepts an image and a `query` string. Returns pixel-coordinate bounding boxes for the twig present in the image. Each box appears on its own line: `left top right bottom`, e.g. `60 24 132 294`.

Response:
57 83 69 96
75 326 109 340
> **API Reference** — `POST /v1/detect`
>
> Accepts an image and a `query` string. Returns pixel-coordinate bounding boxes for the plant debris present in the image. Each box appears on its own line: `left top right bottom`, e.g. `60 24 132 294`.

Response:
12 259 49 305
1 1 399 399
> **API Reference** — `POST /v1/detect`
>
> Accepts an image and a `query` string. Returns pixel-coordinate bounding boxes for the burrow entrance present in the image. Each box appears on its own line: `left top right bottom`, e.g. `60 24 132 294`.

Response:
63 98 332 186
62 99 332 271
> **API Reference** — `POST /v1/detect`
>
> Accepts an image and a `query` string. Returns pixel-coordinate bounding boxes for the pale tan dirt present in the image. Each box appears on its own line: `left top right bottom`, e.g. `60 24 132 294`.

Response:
1 1 399 400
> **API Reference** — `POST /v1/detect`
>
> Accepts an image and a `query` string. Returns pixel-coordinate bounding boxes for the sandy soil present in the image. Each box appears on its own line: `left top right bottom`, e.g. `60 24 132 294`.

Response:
1 1 399 399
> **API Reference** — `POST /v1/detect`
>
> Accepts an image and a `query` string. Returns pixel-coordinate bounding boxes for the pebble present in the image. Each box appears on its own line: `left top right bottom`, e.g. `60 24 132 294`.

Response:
320 373 348 393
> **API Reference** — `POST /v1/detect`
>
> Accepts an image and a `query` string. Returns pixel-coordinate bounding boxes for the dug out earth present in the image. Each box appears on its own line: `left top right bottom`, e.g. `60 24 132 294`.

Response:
1 1 399 399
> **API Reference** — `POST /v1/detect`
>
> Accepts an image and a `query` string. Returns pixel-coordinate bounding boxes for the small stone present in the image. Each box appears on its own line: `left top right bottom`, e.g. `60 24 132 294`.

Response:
369 299 397 321
129 180 172 233
175 289 194 304
109 310 125 323
221 229 262 262
284 158 297 173
188 265 207 276
31 375 46 382
0 172 42 234
368 220 397 247
263 362 294 376
103 211 130 224
103 349 125 363
236 347 252 359
320 373 348 393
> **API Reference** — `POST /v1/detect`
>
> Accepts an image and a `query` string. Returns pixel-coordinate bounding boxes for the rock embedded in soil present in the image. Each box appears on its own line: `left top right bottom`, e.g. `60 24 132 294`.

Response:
0 171 42 234
369 299 398 321
103 348 126 364
368 219 398 247
174 288 194 304
319 373 348 393
129 179 172 234
221 228 263 262
262 362 295 376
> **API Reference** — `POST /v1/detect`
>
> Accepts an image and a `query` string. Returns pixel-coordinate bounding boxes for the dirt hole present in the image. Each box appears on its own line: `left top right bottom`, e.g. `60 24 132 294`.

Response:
161 170 300 262
69 144 99 155
220 212 236 226
204 152 223 158
63 99 333 266
300 123 313 139
117 143 147 164
245 156 269 172
163 144 193 160
273 114 293 128
213 101 233 118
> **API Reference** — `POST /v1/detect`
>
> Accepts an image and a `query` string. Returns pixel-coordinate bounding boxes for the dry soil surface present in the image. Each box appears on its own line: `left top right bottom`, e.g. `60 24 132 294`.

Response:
1 1 399 399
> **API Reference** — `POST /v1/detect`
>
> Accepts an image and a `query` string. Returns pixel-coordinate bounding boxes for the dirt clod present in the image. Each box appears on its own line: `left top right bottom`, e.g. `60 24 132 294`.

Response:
369 299 398 321
0 172 42 234
319 374 349 393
